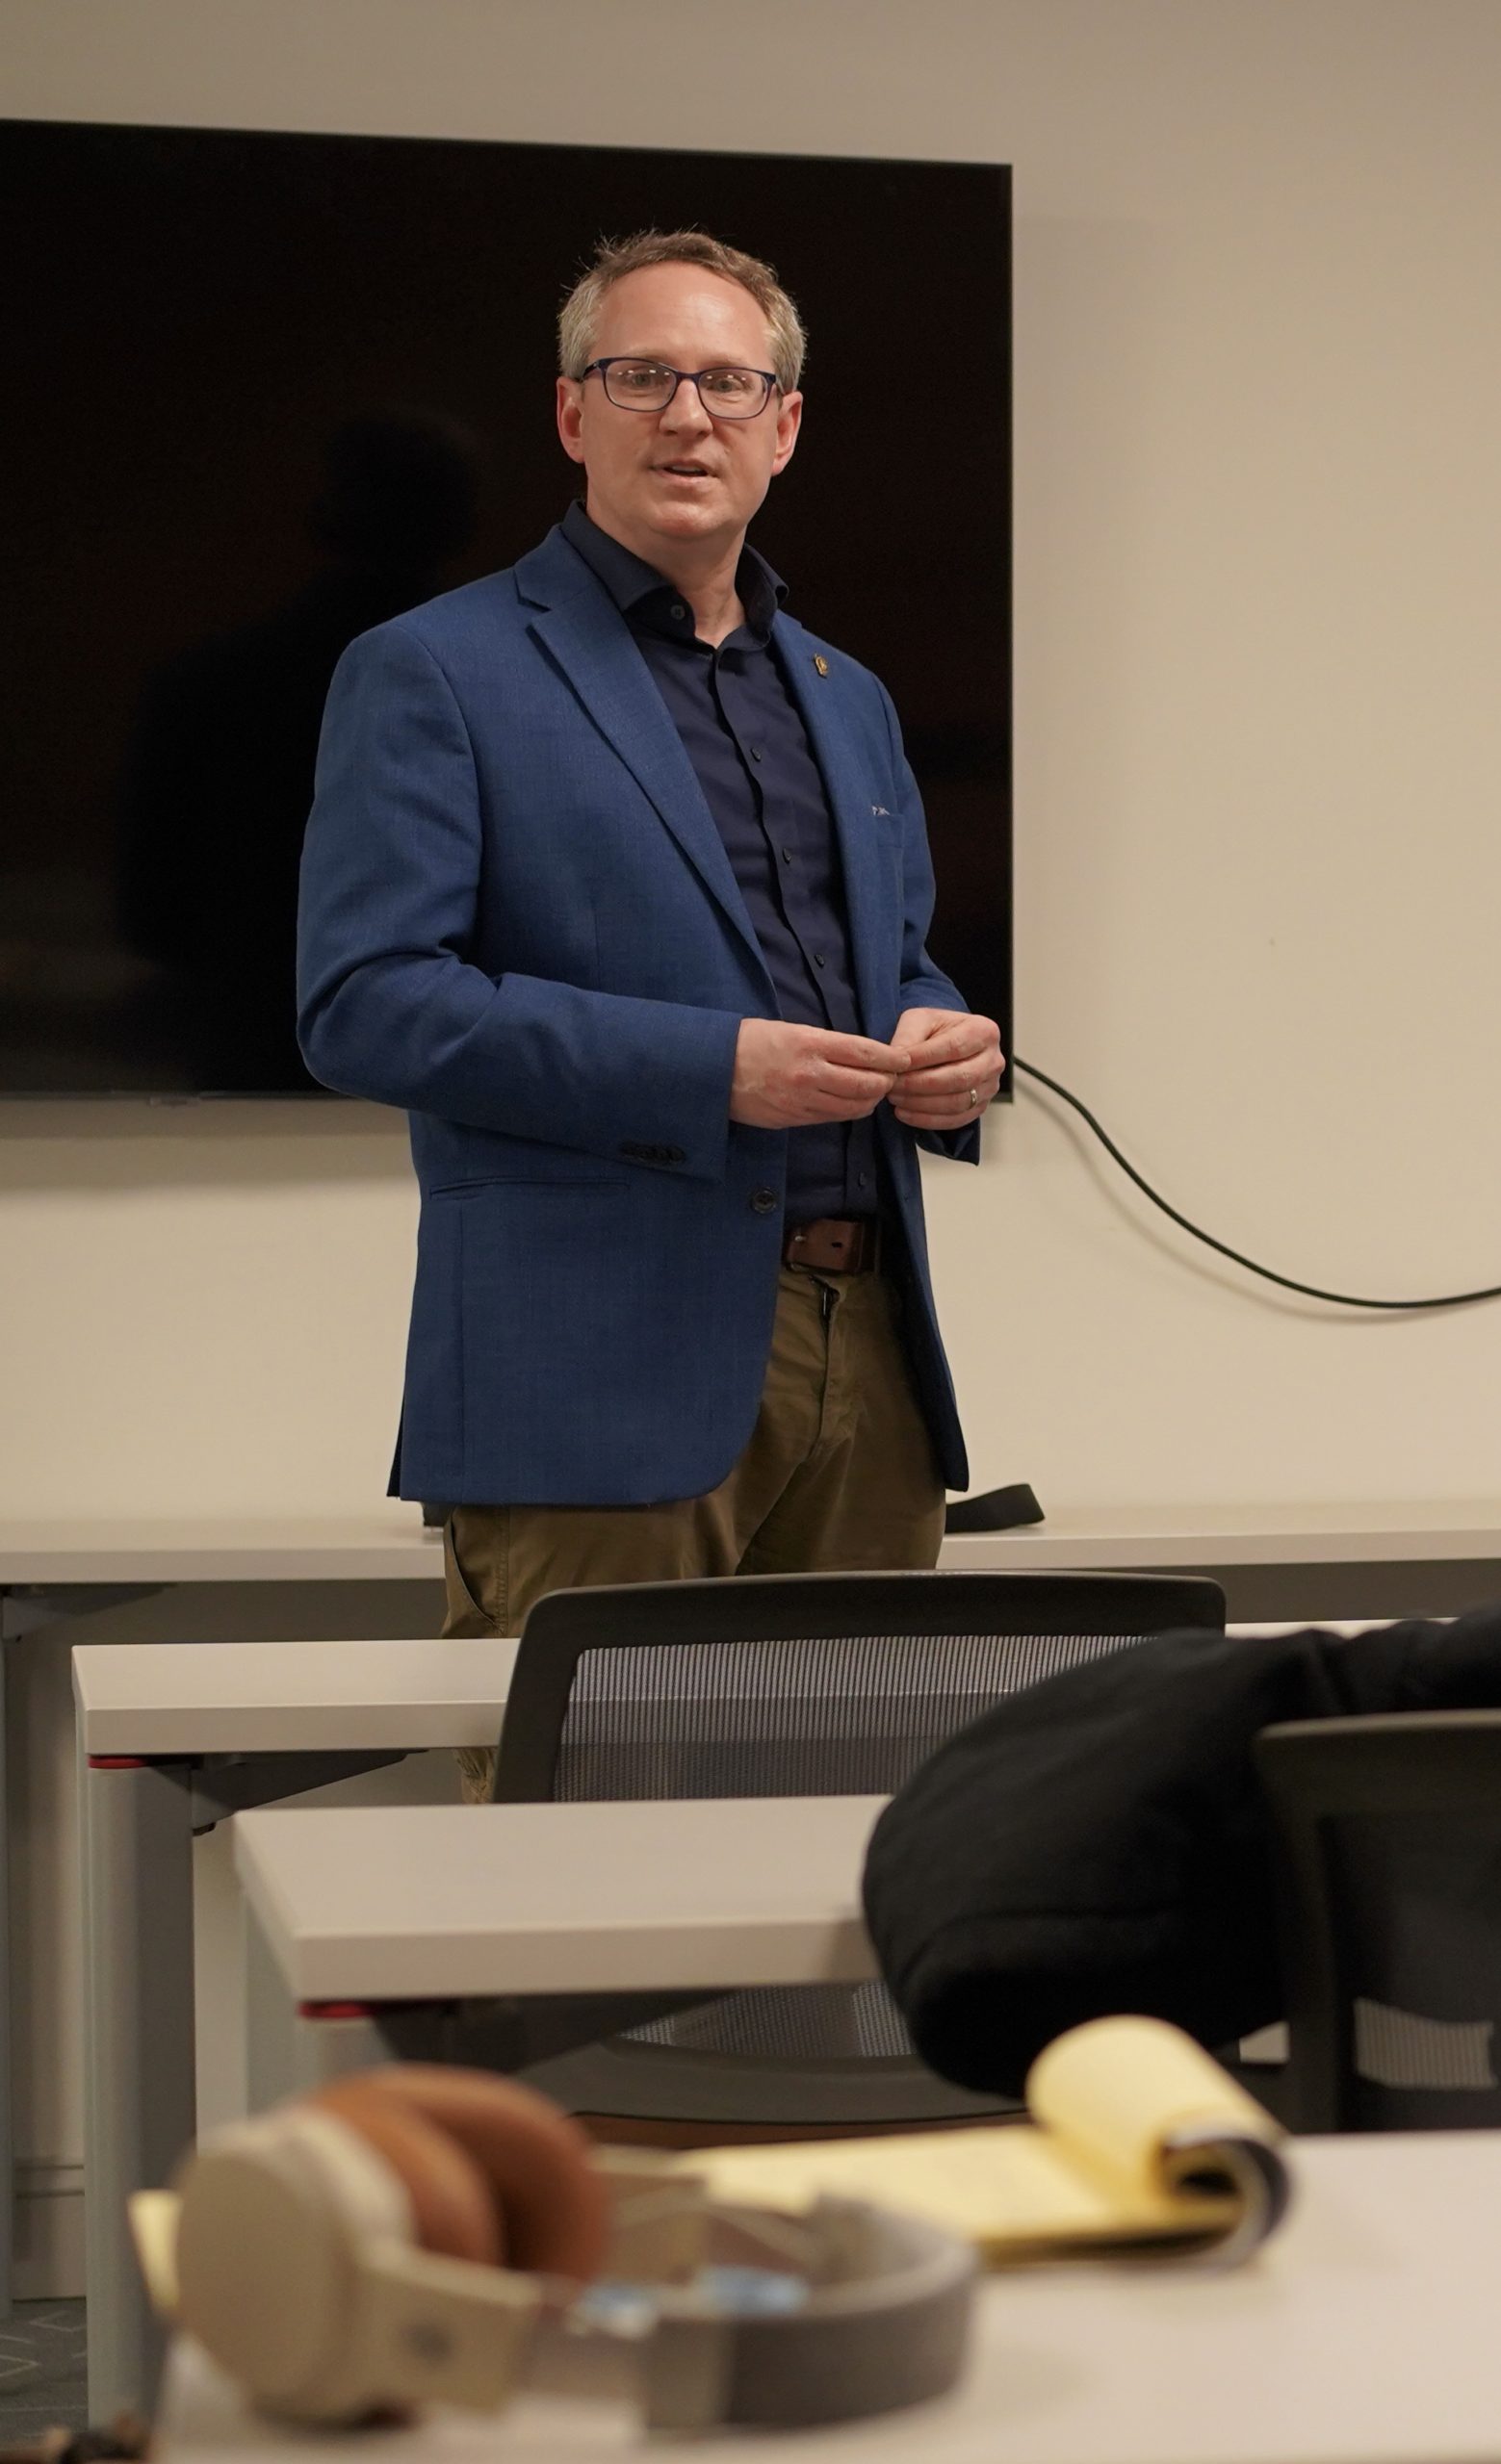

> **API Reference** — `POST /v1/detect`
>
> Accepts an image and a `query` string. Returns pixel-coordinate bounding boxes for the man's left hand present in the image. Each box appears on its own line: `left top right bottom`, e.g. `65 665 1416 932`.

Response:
887 1008 1004 1129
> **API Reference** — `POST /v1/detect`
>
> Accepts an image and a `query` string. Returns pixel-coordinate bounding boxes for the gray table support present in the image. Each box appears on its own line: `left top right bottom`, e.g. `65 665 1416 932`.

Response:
81 1745 408 2422
2 1583 160 2325
245 1913 392 2108
80 1756 195 2425
0 1620 11 2323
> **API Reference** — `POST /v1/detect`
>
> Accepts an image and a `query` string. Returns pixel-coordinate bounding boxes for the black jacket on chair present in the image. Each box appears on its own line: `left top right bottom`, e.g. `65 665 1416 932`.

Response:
862 1608 1501 2097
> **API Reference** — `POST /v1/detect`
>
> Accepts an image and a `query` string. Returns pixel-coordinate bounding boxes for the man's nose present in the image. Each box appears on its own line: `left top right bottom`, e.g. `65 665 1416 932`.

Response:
660 376 712 432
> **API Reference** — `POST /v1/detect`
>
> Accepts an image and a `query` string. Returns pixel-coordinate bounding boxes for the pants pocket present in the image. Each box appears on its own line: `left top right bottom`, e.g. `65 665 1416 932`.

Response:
442 1507 507 1635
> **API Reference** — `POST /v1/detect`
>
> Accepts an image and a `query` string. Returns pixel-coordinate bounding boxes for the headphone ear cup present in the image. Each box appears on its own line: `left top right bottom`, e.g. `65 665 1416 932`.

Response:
346 2066 609 2281
308 2077 501 2264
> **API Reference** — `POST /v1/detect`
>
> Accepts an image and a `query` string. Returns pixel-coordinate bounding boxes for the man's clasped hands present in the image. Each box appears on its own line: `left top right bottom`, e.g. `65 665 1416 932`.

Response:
730 1010 1005 1135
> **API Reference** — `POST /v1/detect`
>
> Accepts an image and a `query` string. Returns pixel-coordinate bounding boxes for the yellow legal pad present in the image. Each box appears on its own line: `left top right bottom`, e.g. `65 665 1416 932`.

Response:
683 2016 1290 2265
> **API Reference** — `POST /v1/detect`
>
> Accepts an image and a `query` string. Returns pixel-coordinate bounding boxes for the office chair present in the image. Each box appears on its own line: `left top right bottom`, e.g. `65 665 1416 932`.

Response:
1256 1710 1501 2132
492 1568 1227 2133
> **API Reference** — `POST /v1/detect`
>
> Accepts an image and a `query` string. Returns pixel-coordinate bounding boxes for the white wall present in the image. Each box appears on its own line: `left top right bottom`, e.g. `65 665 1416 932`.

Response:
5 0 1501 1518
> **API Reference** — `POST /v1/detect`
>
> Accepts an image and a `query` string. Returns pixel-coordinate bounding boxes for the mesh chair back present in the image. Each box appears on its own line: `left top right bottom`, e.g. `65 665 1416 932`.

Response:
1256 1712 1501 2131
551 1627 1175 1803
496 1571 1226 2080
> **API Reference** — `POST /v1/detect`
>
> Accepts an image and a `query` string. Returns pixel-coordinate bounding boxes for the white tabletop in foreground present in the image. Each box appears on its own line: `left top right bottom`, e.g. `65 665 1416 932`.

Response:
234 1794 886 2004
73 1636 520 1755
156 2129 1501 2464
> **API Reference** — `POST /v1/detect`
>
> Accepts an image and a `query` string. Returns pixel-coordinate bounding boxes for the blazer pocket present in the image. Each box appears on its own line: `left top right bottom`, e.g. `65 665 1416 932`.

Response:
429 1173 627 1194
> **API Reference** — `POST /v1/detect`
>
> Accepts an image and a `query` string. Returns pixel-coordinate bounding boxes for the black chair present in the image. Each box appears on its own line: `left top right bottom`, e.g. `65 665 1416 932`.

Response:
491 1568 1226 2131
1256 1710 1501 2132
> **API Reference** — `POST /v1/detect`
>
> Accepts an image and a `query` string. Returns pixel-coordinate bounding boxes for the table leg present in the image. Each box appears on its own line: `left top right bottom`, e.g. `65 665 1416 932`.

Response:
3 1580 165 2334
81 1754 195 2422
0 1613 13 2321
245 1910 392 2106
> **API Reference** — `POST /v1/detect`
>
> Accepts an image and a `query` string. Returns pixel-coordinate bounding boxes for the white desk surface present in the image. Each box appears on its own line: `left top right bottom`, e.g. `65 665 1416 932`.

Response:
0 1514 445 1585
156 2128 1501 2464
68 1621 1382 1759
10 1502 1501 1583
944 1497 1501 1570
73 1636 520 1755
234 1795 885 2004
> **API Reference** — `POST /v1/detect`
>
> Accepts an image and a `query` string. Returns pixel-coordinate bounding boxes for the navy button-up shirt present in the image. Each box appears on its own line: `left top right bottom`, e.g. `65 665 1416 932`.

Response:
560 501 879 1223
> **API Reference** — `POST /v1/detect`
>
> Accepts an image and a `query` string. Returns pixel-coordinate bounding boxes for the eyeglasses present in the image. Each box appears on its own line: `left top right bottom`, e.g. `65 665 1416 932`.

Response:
582 357 780 419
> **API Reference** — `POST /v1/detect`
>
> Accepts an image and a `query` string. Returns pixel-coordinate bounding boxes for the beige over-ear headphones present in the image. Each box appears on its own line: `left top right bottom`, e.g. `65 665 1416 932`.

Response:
163 2066 976 2432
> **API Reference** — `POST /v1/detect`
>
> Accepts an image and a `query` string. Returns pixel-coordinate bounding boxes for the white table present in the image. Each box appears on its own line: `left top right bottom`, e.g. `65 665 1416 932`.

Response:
10 1499 1501 1606
155 2129 1501 2463
74 1634 517 1758
234 1793 889 2132
0 1514 443 1588
238 1793 882 2013
75 1636 518 2425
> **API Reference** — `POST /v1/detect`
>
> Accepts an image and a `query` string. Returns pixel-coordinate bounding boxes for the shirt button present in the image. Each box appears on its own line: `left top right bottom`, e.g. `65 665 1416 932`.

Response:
671 603 686 621
781 846 793 864
814 953 827 969
749 745 763 762
858 1172 870 1190
750 1188 778 1215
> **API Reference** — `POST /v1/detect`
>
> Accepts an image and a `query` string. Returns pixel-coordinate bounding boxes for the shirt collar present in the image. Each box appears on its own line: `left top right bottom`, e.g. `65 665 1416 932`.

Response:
560 499 787 646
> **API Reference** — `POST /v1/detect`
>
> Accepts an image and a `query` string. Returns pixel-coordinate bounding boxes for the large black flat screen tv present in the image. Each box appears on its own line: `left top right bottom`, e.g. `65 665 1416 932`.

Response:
1 119 1011 1095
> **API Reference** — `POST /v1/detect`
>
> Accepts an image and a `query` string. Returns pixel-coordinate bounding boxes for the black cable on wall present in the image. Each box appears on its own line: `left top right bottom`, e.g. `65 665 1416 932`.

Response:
1013 1059 1501 1312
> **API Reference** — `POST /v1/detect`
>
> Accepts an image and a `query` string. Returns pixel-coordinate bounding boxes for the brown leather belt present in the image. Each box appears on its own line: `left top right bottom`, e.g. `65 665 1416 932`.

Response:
782 1217 881 1274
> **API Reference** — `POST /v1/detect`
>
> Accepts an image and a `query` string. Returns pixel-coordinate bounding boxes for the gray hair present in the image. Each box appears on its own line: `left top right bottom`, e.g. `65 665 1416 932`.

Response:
558 228 806 393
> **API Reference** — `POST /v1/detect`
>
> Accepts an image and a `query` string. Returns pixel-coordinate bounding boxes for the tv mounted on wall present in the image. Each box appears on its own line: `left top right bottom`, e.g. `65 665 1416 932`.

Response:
0 118 1011 1096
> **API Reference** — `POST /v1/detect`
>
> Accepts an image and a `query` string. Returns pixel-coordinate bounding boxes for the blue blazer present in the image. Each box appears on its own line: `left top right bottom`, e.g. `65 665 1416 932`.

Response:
298 525 977 1504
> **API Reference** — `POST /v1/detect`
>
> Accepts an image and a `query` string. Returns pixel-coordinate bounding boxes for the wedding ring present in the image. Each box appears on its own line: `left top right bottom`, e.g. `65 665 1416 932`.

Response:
968 1087 979 1110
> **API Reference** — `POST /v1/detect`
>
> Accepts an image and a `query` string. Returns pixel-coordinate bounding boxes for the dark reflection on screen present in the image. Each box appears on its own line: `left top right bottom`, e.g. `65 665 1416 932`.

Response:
0 120 1010 1094
117 412 482 1090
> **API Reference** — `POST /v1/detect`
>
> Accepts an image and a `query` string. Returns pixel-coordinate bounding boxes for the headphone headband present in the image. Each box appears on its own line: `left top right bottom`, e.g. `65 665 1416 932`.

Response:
161 2076 977 2429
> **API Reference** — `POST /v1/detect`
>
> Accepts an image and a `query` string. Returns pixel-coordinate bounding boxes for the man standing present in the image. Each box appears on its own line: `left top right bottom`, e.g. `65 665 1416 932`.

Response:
298 232 1003 1794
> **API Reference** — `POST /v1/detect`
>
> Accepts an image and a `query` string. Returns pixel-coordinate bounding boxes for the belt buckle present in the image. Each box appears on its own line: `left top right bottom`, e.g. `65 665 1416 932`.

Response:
784 1218 876 1274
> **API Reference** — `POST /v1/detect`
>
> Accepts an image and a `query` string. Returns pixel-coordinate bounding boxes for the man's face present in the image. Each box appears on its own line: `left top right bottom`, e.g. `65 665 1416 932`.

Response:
556 262 802 565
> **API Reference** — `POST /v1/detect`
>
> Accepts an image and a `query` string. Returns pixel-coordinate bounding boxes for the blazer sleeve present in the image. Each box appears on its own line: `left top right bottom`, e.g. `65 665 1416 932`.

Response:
297 622 741 1180
878 680 983 1167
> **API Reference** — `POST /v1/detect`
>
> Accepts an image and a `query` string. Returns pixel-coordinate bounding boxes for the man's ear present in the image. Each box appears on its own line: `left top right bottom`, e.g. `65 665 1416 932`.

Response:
770 389 803 477
556 376 586 466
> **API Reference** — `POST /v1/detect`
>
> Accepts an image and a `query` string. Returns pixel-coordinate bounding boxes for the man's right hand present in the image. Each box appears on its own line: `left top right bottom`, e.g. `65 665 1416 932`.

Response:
730 1019 911 1129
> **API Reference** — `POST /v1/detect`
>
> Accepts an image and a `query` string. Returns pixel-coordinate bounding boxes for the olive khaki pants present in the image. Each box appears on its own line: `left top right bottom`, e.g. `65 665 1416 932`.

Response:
442 1263 945 1800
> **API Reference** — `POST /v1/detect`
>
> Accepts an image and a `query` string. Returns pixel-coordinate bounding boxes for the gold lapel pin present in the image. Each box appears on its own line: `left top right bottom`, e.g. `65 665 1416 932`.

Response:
813 654 829 678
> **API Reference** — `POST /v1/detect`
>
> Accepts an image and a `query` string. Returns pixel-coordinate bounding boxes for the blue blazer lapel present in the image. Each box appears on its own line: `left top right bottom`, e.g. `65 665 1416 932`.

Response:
518 533 767 982
775 616 898 1035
